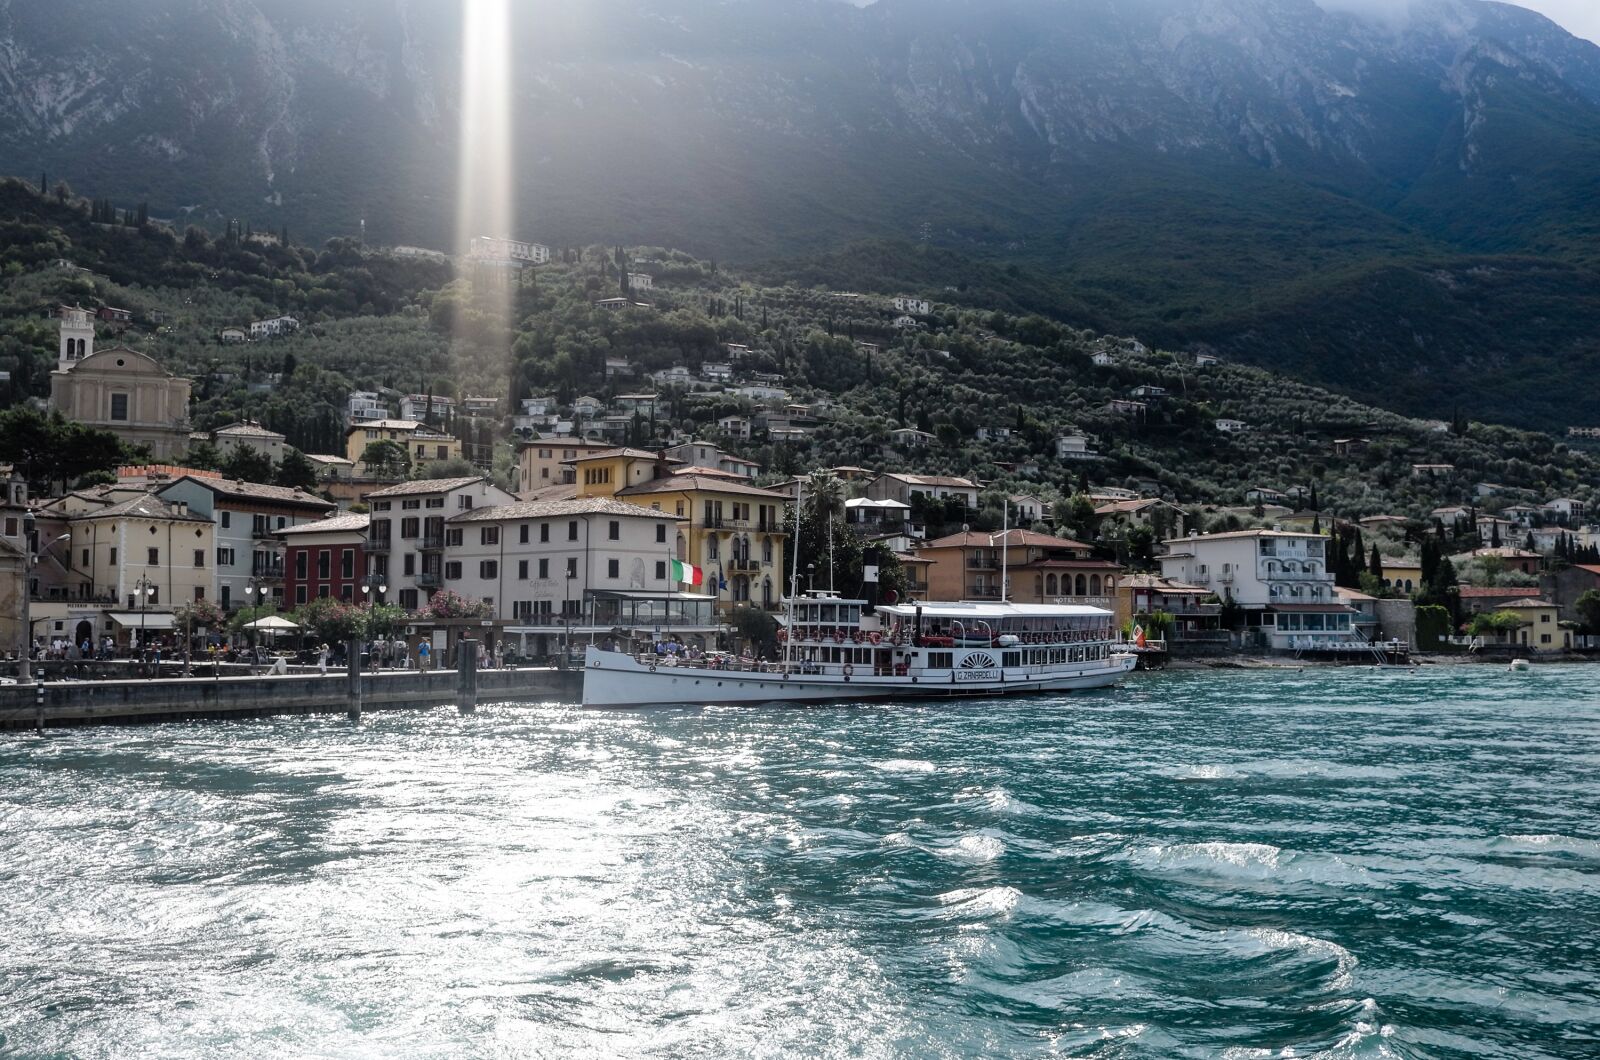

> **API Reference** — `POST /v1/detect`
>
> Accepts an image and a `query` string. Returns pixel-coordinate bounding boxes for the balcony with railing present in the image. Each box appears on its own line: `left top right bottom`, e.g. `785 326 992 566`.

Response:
966 556 1000 571
1262 568 1330 582
30 587 117 605
251 559 285 580
421 534 446 550
418 570 442 588
367 533 392 552
904 579 930 596
966 584 1003 600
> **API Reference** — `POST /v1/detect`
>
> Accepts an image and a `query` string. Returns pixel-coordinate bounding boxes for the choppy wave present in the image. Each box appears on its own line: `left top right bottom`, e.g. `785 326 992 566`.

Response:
2 665 1597 1057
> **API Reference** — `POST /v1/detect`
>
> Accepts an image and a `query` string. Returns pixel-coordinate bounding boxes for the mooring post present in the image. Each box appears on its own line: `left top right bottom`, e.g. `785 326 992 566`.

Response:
34 680 45 734
458 637 478 714
346 637 362 722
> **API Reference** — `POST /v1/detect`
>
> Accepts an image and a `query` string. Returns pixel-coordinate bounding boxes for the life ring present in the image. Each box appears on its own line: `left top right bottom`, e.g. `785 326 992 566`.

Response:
834 630 844 644
843 664 854 678
869 631 882 645
852 631 863 643
777 629 787 642
649 664 657 673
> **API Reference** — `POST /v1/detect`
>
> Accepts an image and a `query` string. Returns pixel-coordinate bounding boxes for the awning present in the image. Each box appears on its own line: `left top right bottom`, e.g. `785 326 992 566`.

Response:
107 612 177 630
245 615 300 631
1266 604 1358 614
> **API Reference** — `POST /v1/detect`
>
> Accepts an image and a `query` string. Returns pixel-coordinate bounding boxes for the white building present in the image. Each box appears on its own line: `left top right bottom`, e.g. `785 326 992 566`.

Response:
888 427 935 449
1091 351 1114 367
399 393 456 422
892 296 932 315
701 362 733 382
468 236 550 265
893 315 919 330
443 498 681 648
219 327 248 344
1158 529 1357 651
364 476 519 611
248 316 299 340
627 273 653 291
573 396 604 417
1215 418 1248 433
735 384 788 402
1055 433 1099 460
975 426 1013 442
717 416 752 441
212 421 287 464
866 473 980 509
1130 385 1167 399
651 366 693 387
1194 353 1219 367
347 391 386 425
1543 498 1587 523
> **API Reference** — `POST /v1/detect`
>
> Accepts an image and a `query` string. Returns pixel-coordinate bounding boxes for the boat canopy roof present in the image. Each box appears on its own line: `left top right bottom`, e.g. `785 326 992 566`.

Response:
876 601 1112 620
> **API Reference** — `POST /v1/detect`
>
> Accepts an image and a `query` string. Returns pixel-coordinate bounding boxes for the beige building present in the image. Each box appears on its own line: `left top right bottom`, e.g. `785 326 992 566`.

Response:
211 421 287 463
516 438 614 493
345 419 463 469
49 307 192 459
1 474 28 653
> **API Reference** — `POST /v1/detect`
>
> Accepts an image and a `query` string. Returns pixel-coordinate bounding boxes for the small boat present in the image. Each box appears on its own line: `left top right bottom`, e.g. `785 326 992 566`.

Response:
582 593 1137 707
1508 658 1531 672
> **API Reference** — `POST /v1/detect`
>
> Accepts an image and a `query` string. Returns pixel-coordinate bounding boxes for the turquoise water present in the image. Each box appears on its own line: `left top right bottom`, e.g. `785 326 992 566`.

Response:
2 666 1598 1058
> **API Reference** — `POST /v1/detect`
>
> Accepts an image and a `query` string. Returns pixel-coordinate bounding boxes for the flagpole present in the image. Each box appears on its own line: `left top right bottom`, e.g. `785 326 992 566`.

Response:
785 478 802 673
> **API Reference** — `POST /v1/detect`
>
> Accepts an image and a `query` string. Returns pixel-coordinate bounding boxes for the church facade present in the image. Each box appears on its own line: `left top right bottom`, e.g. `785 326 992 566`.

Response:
49 306 193 459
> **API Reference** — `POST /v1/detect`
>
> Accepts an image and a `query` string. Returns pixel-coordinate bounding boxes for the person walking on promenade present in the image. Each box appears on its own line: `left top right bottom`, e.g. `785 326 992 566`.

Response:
317 642 330 675
417 640 431 671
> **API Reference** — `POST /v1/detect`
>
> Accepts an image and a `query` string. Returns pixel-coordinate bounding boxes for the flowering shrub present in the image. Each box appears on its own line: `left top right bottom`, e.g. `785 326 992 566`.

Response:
294 598 369 643
175 599 226 630
417 589 495 620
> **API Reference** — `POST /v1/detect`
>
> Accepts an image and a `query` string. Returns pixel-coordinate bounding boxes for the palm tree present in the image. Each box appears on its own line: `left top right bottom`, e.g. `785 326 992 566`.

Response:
806 469 845 592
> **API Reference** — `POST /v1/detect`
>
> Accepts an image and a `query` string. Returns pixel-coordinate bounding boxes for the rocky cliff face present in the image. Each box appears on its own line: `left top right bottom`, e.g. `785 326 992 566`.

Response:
3 0 1599 423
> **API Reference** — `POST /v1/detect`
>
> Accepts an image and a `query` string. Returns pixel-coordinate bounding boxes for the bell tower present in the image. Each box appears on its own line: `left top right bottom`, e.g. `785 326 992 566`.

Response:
58 305 94 371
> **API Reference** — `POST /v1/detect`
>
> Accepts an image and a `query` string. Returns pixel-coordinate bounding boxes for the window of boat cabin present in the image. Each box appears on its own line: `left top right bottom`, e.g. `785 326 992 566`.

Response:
927 652 953 668
1003 652 1021 667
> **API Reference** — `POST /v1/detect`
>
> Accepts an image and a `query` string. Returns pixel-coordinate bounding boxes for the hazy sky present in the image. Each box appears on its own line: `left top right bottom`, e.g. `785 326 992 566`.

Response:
1315 1 1600 43
1506 1 1600 43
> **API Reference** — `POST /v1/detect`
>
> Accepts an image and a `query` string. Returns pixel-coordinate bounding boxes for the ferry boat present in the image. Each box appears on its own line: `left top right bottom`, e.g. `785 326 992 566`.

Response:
581 592 1136 707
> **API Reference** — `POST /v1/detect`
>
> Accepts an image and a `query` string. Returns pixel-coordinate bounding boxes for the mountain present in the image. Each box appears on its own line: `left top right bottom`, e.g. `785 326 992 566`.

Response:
3 0 1600 426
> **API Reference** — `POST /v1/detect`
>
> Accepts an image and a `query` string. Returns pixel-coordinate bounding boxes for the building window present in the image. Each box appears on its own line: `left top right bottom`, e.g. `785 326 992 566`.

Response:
608 520 620 541
655 561 667 581
482 527 499 546
400 589 418 609
519 524 529 544
147 547 159 565
194 549 205 567
220 512 231 529
445 561 462 580
341 550 354 579
656 524 667 543
568 521 579 541
480 560 498 579
608 559 620 579
318 550 330 579
402 499 421 510
341 585 354 602
518 560 528 579
110 393 129 421
404 554 415 575
109 547 117 566
538 558 549 579
319 585 331 598
296 586 308 604
295 551 307 579
540 523 550 542
401 517 419 538
566 557 577 578
447 528 463 547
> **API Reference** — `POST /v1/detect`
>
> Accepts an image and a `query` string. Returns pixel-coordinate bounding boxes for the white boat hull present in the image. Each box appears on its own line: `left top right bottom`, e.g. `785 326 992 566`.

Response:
581 646 1139 708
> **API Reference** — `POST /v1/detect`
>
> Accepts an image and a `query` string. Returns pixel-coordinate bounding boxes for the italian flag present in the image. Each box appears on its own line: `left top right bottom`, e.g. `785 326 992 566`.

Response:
670 559 704 586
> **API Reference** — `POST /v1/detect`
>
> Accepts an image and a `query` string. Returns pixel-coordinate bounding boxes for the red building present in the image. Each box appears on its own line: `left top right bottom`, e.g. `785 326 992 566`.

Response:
276 513 370 606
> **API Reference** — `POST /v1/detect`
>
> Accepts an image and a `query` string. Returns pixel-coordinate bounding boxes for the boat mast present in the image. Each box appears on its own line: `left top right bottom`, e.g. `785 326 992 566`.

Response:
784 479 802 672
998 499 1010 604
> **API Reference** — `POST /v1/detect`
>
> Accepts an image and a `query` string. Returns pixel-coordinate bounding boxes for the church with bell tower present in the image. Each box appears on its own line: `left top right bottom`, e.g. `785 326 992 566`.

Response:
48 305 193 460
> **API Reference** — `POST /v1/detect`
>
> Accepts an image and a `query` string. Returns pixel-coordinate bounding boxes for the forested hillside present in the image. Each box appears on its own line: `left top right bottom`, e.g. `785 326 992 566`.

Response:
1 176 1595 530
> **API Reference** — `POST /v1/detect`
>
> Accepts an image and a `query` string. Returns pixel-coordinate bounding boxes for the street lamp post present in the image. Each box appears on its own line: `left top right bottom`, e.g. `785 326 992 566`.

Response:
18 512 36 684
359 570 388 668
242 578 266 674
806 563 816 594
133 576 156 674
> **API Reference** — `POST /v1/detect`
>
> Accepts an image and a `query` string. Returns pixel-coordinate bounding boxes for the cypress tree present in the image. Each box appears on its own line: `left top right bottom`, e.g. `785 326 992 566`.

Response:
1369 544 1383 580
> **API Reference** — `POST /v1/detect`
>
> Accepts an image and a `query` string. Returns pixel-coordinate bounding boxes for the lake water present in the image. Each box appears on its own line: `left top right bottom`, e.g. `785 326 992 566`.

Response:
2 666 1598 1058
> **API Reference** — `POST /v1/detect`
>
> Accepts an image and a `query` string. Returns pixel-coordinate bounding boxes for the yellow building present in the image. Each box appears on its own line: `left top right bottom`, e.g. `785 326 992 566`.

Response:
1381 559 1424 595
344 419 462 469
1500 599 1571 651
571 449 790 612
33 493 217 648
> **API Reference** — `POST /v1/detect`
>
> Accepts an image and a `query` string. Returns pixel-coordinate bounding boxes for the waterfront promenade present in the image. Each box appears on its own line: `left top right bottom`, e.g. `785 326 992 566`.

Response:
0 654 581 730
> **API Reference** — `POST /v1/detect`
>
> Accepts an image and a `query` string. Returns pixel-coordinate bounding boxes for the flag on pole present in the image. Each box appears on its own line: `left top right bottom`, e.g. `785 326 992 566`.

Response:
670 559 703 586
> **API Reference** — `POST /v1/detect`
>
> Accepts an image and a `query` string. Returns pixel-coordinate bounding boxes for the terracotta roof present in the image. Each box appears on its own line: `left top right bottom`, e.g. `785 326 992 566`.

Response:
562 447 673 463
166 475 333 510
669 465 741 478
1095 498 1188 516
1162 529 1321 543
923 529 1092 551
616 474 792 500
365 476 485 498
1575 565 1600 577
1121 573 1211 594
519 482 579 502
345 418 427 433
1500 598 1554 609
881 473 978 488
213 421 284 439
449 499 682 523
276 513 370 536
69 494 210 523
1458 586 1538 598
